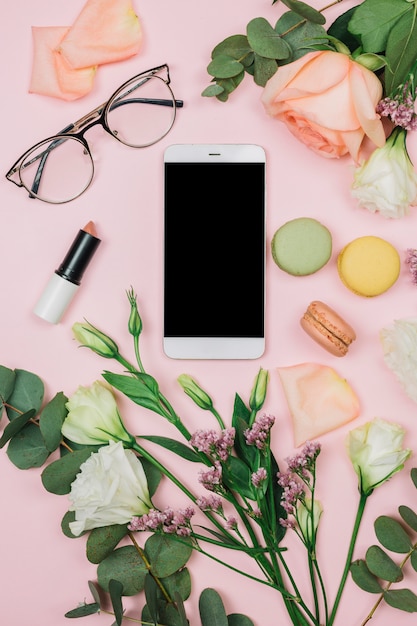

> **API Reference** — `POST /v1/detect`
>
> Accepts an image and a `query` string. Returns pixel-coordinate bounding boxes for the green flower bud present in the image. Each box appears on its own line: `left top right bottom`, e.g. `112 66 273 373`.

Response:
126 288 142 338
72 321 119 358
249 368 269 411
178 374 213 410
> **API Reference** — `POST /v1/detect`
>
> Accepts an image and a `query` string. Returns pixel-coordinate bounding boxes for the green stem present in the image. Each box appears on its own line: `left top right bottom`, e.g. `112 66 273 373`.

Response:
328 493 368 625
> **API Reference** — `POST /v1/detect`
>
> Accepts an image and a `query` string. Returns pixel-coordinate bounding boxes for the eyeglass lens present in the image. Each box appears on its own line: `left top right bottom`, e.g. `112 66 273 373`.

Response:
17 72 176 204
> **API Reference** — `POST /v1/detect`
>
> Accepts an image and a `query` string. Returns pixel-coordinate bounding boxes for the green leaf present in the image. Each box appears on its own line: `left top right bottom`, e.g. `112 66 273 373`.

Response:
6 422 49 469
275 11 328 63
97 545 148 596
202 84 225 98
0 409 36 448
212 35 254 67
253 53 278 87
228 614 255 626
411 468 417 489
61 510 79 538
86 524 128 563
327 6 361 52
350 560 384 593
207 55 244 79
214 73 245 101
411 549 417 572
199 588 228 626
0 365 16 415
233 415 258 470
366 545 403 583
348 0 411 52
141 456 163 497
222 455 255 499
374 516 412 553
162 568 192 601
279 0 325 24
384 11 417 94
383 588 417 612
140 435 201 462
102 372 166 417
399 505 417 533
144 574 159 624
109 579 124 626
39 391 68 452
5 369 44 420
41 448 93 494
268 453 287 543
88 581 101 604
247 18 291 60
64 603 100 618
146 534 193 578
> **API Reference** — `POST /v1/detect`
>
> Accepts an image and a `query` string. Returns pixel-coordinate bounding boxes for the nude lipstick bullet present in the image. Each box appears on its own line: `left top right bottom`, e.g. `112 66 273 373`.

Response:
34 221 101 324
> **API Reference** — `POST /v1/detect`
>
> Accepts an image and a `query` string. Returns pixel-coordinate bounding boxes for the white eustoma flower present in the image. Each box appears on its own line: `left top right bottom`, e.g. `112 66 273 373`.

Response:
380 318 417 404
69 440 151 536
346 418 411 496
351 127 417 218
63 380 134 446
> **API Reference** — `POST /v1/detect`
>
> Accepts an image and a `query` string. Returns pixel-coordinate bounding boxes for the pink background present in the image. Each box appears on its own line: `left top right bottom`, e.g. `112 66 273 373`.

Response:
1 1 417 624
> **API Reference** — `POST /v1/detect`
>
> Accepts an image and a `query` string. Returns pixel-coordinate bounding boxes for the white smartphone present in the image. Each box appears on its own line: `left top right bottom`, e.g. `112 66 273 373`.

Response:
163 144 266 359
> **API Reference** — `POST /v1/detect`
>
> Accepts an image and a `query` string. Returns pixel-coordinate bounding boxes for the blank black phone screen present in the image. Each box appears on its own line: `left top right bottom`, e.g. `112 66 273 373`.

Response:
164 161 265 339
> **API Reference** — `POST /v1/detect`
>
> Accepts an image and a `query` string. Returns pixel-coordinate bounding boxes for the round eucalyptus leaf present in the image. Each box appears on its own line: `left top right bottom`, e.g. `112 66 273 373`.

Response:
146 534 193 578
399 505 417 533
383 588 417 612
199 588 228 626
366 545 403 583
212 35 253 68
247 18 291 60
6 422 49 469
97 545 147 596
207 55 244 79
61 510 80 538
202 84 225 98
253 54 278 87
282 0 326 24
215 72 245 101
41 448 93 494
140 456 163 498
0 409 36 449
375 515 412 553
5 369 44 420
161 567 191 601
39 391 68 452
274 11 327 63
87 524 128 564
228 614 255 626
350 560 383 593
0 365 16 408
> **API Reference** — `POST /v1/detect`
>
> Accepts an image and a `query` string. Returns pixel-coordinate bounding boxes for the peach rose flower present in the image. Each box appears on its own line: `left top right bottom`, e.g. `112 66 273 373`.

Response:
261 50 385 161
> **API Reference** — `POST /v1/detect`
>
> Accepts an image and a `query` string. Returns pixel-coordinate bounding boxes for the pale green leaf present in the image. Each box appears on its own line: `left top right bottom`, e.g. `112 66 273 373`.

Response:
279 0 325 24
348 0 411 52
375 516 412 553
384 11 417 94
247 18 291 60
366 545 403 583
207 55 244 79
384 588 417 612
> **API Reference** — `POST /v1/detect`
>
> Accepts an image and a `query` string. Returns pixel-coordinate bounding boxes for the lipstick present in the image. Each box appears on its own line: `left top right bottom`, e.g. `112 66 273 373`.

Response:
34 221 101 324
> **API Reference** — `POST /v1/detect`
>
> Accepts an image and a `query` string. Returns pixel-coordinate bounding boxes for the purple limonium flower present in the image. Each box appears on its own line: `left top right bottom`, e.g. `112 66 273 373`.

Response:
285 441 321 478
196 494 223 513
251 467 268 487
226 515 238 530
190 428 235 461
129 506 195 536
406 249 417 284
277 471 305 515
376 79 417 130
244 413 275 450
198 461 223 492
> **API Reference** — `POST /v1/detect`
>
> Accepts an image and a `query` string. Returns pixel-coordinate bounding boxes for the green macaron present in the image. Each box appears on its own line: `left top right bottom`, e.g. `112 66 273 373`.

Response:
271 217 332 276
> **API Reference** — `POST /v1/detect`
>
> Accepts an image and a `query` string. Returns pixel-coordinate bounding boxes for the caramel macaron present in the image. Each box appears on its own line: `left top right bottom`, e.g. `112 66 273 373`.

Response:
300 301 356 357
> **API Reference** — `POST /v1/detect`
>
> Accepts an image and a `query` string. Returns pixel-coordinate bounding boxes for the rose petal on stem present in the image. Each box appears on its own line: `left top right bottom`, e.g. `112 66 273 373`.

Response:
58 0 143 69
30 26 96 101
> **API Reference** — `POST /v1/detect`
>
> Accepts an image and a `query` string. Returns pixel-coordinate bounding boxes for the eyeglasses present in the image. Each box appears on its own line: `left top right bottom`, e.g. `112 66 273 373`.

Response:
6 64 183 204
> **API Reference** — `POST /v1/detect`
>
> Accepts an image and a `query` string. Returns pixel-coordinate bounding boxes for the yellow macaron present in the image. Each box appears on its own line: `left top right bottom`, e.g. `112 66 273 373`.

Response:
337 236 400 297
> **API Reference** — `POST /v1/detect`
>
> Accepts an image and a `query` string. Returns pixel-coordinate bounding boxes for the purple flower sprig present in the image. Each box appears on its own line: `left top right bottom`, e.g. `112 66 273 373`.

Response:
406 248 417 284
377 73 417 131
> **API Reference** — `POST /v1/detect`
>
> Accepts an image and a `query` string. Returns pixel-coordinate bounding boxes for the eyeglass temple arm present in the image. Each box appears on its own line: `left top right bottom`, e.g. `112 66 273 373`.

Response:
20 96 184 198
